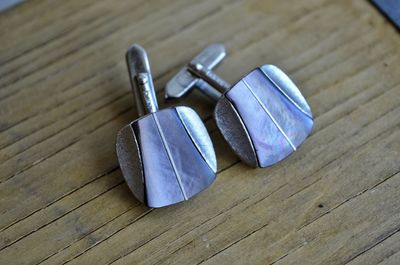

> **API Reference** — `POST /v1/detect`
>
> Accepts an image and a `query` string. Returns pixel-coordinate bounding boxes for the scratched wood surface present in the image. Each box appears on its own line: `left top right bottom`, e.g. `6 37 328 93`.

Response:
0 0 400 264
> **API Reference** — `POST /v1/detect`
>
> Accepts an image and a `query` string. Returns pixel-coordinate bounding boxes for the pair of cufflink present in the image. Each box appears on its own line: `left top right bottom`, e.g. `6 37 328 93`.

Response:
116 44 313 208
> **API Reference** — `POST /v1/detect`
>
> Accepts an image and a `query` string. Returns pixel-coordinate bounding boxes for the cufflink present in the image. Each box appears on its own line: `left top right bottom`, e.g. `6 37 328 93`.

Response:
165 44 313 168
116 44 217 208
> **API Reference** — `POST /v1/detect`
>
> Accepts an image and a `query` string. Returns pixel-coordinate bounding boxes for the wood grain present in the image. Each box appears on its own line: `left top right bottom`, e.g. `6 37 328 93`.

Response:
0 0 399 264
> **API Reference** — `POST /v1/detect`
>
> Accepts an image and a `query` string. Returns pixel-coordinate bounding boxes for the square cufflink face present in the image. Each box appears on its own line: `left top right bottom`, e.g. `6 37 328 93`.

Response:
215 65 313 168
116 106 216 208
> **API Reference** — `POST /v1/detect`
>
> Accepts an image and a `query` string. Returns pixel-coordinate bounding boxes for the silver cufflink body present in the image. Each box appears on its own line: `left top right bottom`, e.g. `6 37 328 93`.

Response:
165 44 313 168
116 45 217 208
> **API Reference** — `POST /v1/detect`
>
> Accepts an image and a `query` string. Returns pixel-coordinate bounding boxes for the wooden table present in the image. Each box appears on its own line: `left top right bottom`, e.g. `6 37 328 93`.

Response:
1 0 399 264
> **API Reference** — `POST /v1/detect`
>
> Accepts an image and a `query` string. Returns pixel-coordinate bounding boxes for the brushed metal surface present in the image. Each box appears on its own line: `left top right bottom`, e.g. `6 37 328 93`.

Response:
116 125 145 203
214 97 258 167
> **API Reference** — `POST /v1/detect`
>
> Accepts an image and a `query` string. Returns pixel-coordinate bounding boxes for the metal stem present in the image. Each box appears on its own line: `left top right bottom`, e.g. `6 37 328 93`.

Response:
126 44 158 116
188 62 231 93
195 79 222 102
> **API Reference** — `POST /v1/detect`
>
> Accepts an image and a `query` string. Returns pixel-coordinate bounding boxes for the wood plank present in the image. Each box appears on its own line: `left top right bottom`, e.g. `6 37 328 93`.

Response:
0 0 399 264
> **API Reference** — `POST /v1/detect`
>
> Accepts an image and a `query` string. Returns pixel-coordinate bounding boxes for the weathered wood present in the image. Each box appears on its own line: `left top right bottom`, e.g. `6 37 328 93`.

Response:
0 0 399 264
